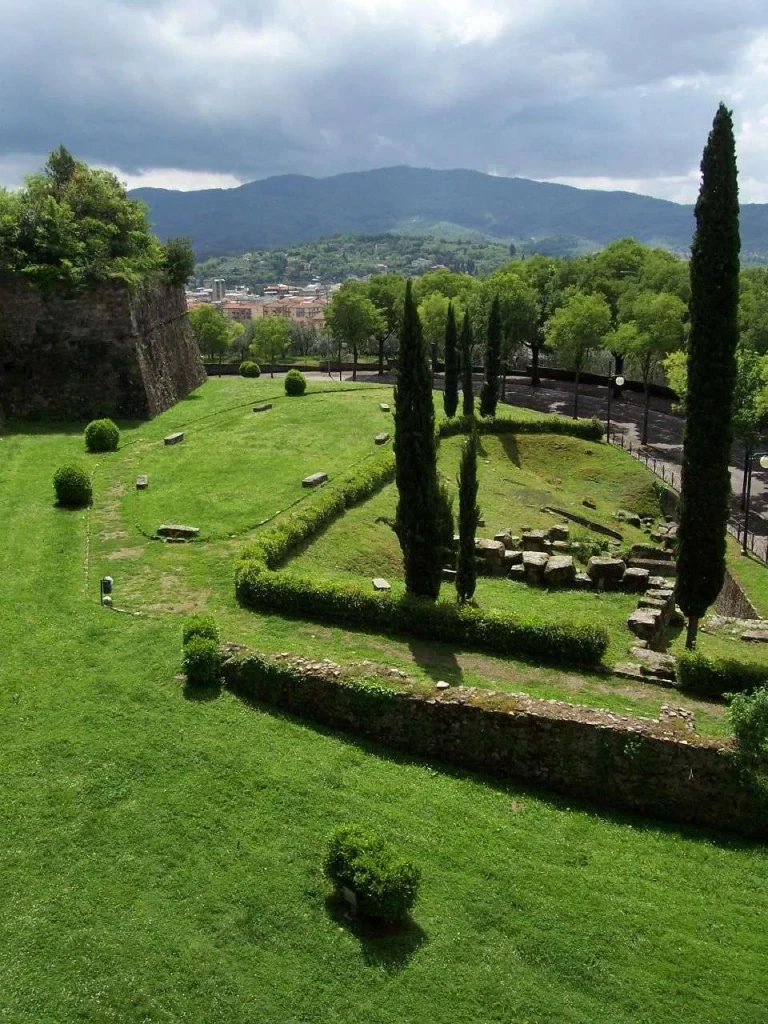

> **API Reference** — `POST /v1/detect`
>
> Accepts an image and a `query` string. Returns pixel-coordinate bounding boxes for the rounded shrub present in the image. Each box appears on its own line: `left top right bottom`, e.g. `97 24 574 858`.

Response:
728 687 768 761
182 636 221 687
84 418 120 453
53 464 93 508
239 360 261 378
284 369 307 396
324 824 420 923
182 614 220 646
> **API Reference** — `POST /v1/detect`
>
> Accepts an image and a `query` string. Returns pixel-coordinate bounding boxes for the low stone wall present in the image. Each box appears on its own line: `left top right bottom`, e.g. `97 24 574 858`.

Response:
0 272 205 420
715 569 760 620
221 649 767 839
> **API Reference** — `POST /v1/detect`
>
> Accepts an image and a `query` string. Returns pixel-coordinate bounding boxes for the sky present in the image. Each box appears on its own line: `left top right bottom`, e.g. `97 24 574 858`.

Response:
2 0 768 203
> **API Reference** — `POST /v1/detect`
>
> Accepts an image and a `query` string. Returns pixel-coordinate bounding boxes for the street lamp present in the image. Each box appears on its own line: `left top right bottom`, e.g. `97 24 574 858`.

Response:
606 372 625 441
742 451 768 554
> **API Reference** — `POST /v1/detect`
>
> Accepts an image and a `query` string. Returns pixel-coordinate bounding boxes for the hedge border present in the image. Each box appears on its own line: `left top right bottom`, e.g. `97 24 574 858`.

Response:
677 652 768 699
438 414 604 442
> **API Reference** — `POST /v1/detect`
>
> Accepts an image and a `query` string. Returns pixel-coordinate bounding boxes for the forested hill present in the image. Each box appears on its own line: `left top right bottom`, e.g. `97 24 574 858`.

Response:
130 166 768 262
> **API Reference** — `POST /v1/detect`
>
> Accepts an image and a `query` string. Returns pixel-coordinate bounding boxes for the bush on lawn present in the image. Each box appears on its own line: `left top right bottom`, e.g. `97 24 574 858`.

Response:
182 614 220 645
53 464 92 508
728 687 768 761
239 361 261 378
182 636 222 687
84 418 120 453
285 369 307 396
234 562 608 666
677 652 768 698
324 824 420 923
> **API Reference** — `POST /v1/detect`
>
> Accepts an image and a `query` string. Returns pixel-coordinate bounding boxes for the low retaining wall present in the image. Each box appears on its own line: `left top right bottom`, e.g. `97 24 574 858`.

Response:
221 650 767 839
715 569 760 620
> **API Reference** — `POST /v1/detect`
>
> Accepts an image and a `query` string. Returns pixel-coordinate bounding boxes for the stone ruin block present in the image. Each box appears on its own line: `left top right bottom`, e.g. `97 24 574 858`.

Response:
157 523 200 539
522 550 549 585
622 567 650 593
587 556 626 589
573 572 593 590
302 472 328 488
164 431 184 446
627 607 663 643
548 523 570 542
522 530 550 552
543 555 576 587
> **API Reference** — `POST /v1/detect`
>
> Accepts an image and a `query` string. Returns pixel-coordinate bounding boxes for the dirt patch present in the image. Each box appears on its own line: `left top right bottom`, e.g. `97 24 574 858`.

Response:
105 546 144 560
106 483 127 498
99 529 128 541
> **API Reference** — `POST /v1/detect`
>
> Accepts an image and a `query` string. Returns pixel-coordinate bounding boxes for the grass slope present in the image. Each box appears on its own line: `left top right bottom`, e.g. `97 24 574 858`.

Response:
2 379 767 1022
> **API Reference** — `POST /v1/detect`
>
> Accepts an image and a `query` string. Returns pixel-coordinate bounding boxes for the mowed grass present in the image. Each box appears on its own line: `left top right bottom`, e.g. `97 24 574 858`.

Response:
2 379 768 1023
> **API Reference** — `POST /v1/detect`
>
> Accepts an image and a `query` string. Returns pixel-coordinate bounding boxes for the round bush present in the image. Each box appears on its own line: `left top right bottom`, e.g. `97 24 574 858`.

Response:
182 614 220 646
284 369 307 396
84 418 120 453
324 824 420 923
53 464 92 508
239 360 261 378
182 636 221 687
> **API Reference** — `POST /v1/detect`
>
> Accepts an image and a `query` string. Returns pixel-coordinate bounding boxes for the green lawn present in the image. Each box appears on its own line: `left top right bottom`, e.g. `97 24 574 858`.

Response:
2 378 767 1023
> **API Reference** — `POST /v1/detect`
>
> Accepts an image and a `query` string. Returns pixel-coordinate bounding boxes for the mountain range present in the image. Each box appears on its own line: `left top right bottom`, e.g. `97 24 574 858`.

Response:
130 165 768 261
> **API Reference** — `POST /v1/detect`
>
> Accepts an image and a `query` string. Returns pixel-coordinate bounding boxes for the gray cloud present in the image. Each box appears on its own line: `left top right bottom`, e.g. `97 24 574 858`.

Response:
1 0 768 199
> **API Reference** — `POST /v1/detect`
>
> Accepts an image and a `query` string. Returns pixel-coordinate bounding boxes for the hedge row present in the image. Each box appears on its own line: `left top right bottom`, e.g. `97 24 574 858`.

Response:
240 452 395 570
677 652 768 698
438 414 603 442
234 564 609 666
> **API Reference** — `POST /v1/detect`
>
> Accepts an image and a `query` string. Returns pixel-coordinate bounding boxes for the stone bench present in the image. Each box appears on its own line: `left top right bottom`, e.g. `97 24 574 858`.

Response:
302 472 328 488
157 524 199 539
253 403 272 413
163 432 184 446
374 432 390 445
136 475 148 490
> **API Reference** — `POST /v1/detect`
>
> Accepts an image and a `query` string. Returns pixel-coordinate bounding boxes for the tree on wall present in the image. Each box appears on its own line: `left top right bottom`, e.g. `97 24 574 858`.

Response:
677 104 741 650
456 428 480 603
393 279 443 599
546 290 612 418
460 310 475 417
250 316 292 377
479 296 502 417
443 301 459 417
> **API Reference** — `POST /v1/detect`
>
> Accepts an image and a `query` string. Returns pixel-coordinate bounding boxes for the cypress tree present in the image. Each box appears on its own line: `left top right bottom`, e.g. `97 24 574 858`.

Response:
456 429 479 604
394 279 443 600
479 295 502 417
677 104 740 650
443 301 459 417
460 310 474 418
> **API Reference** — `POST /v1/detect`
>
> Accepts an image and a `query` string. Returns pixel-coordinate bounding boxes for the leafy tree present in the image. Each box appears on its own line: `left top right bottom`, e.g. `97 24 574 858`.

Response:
443 301 459 418
460 310 475 417
250 316 291 376
367 274 404 374
677 104 741 650
325 281 384 380
479 296 502 417
188 304 230 366
393 280 443 600
617 290 687 443
228 320 247 361
546 290 612 417
162 237 196 287
456 429 480 603
418 292 452 372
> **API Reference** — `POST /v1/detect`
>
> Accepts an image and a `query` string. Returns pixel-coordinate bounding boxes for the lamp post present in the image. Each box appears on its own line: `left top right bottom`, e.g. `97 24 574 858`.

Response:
742 451 768 555
606 371 625 441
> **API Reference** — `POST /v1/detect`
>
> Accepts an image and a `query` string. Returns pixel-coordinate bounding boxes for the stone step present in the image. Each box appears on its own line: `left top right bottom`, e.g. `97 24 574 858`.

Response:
157 523 199 539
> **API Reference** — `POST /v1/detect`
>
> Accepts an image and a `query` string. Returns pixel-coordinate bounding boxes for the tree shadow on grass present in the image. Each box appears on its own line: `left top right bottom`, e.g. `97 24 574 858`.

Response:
406 638 464 685
324 893 427 973
498 432 521 468
182 681 222 702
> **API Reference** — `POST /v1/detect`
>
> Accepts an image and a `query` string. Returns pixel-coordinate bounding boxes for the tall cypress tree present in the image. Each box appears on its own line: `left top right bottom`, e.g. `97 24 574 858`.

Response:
456 429 479 604
460 310 474 418
677 104 740 649
443 301 459 418
394 279 443 600
479 295 502 417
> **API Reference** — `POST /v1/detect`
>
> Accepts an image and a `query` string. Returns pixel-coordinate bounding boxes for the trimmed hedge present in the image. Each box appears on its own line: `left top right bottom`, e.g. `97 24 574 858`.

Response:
182 614 220 645
240 453 395 569
239 360 261 378
285 369 307 396
677 652 768 698
438 414 603 442
85 418 120 453
235 563 608 666
183 636 221 687
53 464 92 508
324 824 420 923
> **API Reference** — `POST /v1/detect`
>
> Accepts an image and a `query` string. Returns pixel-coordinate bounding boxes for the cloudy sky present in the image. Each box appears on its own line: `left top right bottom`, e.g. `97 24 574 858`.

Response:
2 0 768 202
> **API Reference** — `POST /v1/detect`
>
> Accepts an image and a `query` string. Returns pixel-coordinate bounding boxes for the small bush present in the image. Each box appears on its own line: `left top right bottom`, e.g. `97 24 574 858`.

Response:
728 687 768 761
324 824 420 922
285 369 307 396
182 614 220 645
84 418 120 453
182 636 222 687
239 361 261 378
53 464 93 508
677 652 768 698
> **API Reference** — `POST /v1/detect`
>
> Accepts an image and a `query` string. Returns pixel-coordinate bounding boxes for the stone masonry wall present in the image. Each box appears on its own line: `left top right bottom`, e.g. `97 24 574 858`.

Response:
222 651 768 840
0 272 206 421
